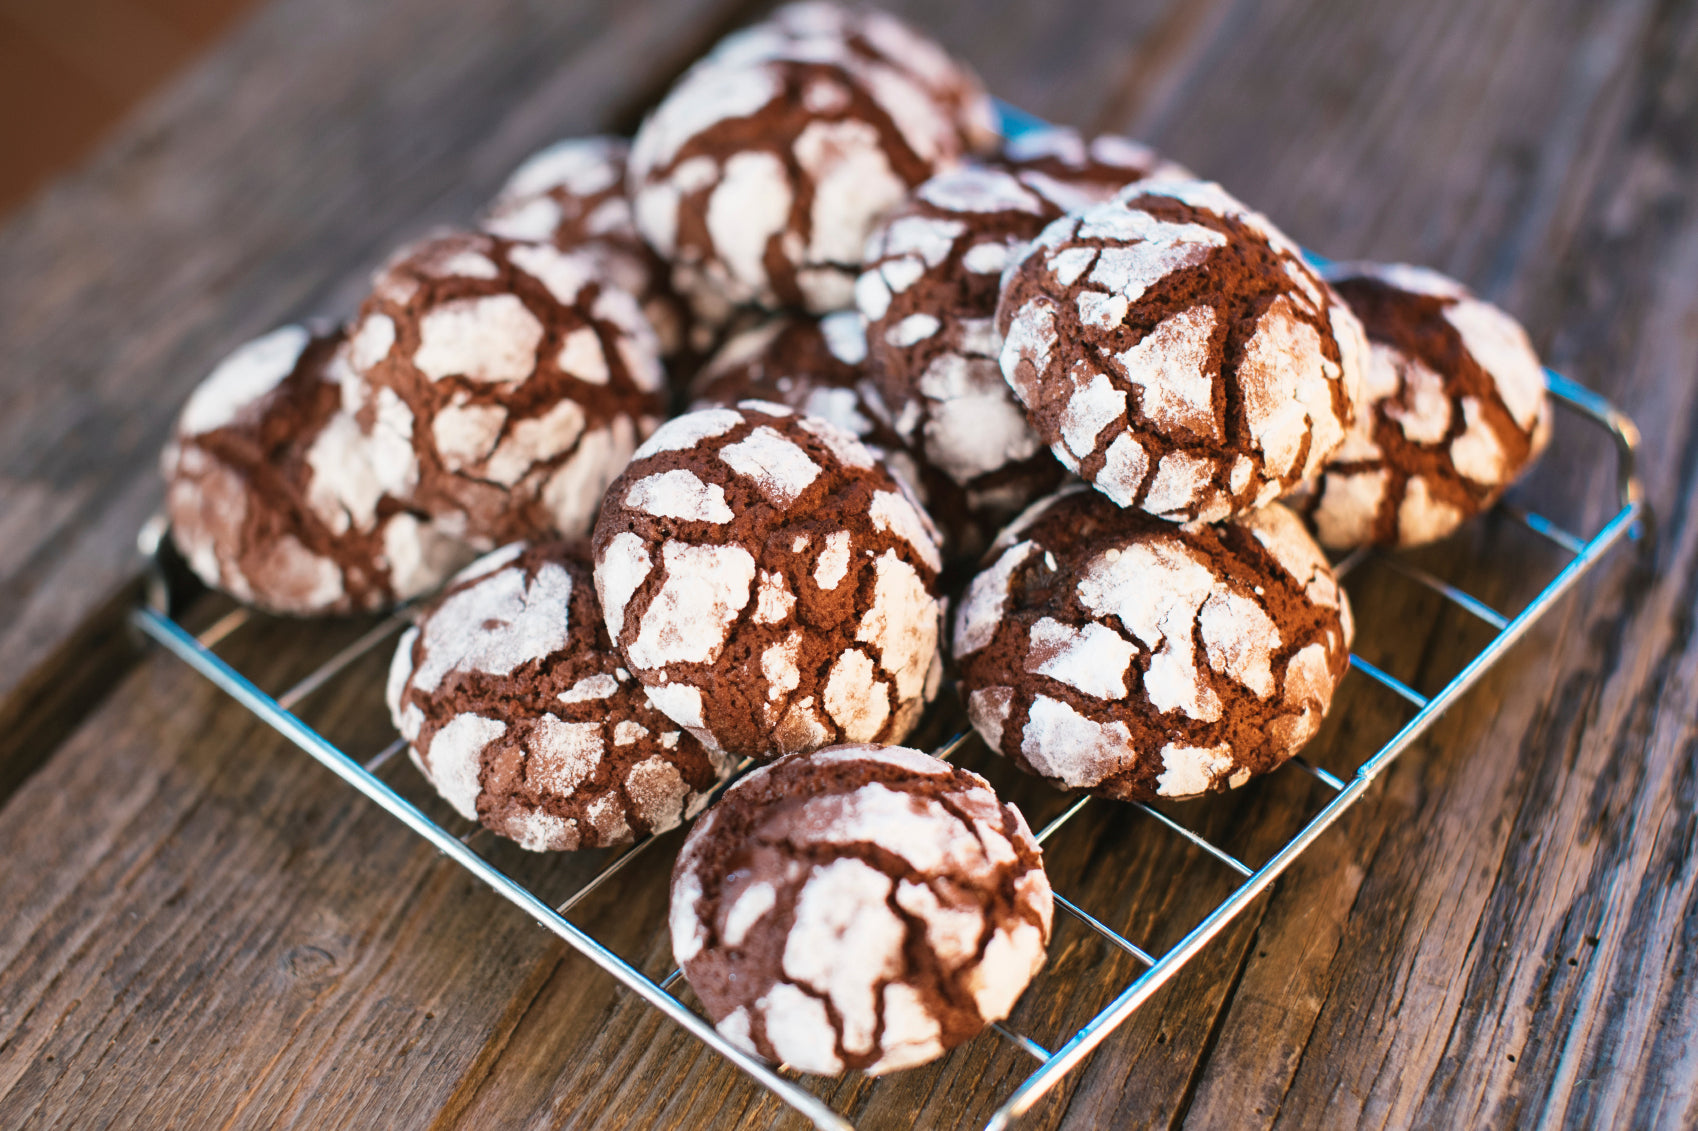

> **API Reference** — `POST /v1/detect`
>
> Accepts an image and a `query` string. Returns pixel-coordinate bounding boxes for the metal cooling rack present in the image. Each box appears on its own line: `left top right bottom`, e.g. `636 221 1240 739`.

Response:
129 367 1643 1130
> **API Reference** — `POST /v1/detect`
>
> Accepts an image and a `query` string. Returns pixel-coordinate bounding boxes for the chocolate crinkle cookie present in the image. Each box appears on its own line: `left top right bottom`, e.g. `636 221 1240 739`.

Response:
163 324 471 615
996 180 1369 523
387 540 733 851
591 402 945 760
479 136 695 363
856 154 1177 556
954 487 1353 802
342 230 667 550
670 743 1052 1075
687 311 923 502
627 2 994 326
1291 262 1553 548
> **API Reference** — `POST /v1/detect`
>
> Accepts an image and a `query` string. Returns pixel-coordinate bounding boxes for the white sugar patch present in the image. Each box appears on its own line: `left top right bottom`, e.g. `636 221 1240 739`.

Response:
349 313 397 373
886 313 941 347
707 150 793 293
916 354 1041 483
1397 476 1463 544
1199 590 1280 697
613 720 649 746
508 242 597 306
484 398 587 487
868 490 942 573
895 879 984 970
1141 450 1214 518
1445 297 1547 430
722 881 777 946
181 325 311 435
557 326 611 385
1385 356 1450 444
719 426 821 507
1058 366 1126 459
782 856 904 1057
1076 538 1223 721
559 673 620 703
1020 696 1130 789
542 415 634 537
797 414 878 470
856 550 938 701
968 920 1045 1022
1450 396 1507 484
870 982 945 1074
633 407 744 460
814 530 853 590
627 541 756 668
962 239 1015 275
824 648 890 740
794 118 908 270
999 297 1058 407
501 136 623 201
819 310 868 365
414 294 544 385
762 632 803 701
412 562 573 694
874 212 961 265
1026 617 1136 699
1118 305 1219 437
632 60 780 171
528 715 603 795
595 531 651 639
431 401 508 472
1155 742 1233 798
753 570 797 623
1077 290 1130 329
625 469 734 523
954 541 1035 656
919 168 1044 214
1095 432 1150 507
1238 295 1333 479
1314 468 1388 549
426 713 506 819
626 756 688 831
966 686 1013 749
646 682 705 728
760 982 842 1075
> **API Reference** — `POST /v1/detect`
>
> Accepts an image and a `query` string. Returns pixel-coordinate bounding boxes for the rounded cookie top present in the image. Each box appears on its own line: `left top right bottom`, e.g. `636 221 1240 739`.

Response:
480 136 694 362
344 230 667 550
997 126 1193 199
953 487 1353 802
670 743 1052 1075
1292 262 1553 548
627 3 990 323
163 324 471 615
687 311 923 502
591 402 945 760
387 540 733 850
995 180 1369 523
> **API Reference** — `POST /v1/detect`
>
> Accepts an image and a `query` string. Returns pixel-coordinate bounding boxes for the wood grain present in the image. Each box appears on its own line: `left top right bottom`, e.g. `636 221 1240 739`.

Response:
1 0 1696 1127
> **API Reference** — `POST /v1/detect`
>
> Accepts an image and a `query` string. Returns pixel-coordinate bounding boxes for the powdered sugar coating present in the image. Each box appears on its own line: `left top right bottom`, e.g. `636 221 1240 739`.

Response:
480 135 695 360
164 324 474 615
855 145 1182 555
593 403 944 760
1293 262 1553 548
954 489 1353 802
670 744 1051 1074
342 230 666 551
387 541 732 850
688 313 927 506
996 181 1368 522
628 3 995 328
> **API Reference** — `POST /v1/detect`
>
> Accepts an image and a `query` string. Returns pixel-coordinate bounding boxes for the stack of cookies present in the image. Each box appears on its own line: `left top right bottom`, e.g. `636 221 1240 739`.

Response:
160 0 1555 1076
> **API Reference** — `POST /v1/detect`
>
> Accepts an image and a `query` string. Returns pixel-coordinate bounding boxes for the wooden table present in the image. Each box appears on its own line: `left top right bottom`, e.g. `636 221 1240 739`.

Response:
3 0 1696 1126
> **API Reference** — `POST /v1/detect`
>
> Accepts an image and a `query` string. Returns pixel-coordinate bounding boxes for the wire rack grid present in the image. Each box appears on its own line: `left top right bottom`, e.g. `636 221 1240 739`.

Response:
128 365 1643 1130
